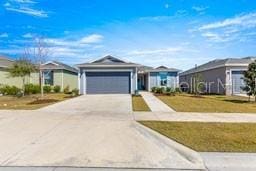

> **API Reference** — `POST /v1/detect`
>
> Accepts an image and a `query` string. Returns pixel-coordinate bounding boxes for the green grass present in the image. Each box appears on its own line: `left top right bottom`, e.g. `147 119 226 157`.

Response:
0 93 75 110
139 121 256 152
157 94 256 113
132 95 151 111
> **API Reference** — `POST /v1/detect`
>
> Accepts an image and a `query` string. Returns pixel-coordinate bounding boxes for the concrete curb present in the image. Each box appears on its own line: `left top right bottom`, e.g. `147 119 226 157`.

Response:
134 122 206 170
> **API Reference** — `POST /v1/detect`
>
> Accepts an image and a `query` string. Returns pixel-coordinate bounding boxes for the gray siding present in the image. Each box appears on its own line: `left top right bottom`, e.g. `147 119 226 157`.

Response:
179 67 227 94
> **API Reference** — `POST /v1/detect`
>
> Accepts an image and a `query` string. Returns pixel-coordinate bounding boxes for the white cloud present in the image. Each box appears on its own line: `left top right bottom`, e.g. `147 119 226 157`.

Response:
80 34 104 44
6 6 48 17
201 32 233 42
197 12 256 43
164 3 170 9
0 33 8 38
4 0 48 18
139 16 172 21
199 12 256 30
11 0 36 3
175 10 187 17
22 33 33 38
192 6 208 14
45 34 104 47
128 47 183 56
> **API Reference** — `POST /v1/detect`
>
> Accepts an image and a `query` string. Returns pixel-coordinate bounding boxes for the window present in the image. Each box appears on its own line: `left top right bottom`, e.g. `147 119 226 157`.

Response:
159 72 167 86
43 70 54 85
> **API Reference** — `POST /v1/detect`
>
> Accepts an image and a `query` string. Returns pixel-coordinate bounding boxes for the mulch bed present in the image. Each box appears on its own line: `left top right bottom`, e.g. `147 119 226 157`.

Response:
28 99 59 105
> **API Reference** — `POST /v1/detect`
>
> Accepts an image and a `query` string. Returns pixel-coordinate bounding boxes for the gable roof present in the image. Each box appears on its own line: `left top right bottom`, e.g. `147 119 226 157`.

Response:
180 57 255 76
147 65 181 72
77 55 140 68
156 66 169 69
92 55 127 64
0 56 14 68
41 61 78 73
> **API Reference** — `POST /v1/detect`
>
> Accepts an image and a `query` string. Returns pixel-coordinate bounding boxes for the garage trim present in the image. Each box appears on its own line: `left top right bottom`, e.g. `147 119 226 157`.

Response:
230 69 246 95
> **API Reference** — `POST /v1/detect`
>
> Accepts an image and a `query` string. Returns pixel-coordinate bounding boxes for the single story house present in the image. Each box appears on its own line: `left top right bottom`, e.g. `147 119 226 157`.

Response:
0 55 78 91
41 61 78 90
179 57 255 95
77 55 180 94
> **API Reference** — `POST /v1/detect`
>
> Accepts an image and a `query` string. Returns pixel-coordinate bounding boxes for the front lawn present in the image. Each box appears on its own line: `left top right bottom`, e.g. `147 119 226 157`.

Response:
139 121 256 152
132 95 151 111
0 93 75 110
157 94 256 113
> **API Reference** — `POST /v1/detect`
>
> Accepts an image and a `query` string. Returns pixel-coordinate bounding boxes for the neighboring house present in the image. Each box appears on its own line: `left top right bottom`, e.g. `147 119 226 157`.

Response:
0 56 38 87
77 55 180 94
179 57 255 95
0 56 78 91
41 61 78 90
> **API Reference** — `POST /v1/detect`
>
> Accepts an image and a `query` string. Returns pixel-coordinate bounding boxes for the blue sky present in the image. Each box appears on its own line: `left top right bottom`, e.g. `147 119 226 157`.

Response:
0 0 256 70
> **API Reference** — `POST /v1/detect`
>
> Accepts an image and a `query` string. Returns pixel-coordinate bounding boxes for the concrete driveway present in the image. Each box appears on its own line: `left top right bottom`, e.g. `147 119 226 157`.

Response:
39 94 132 114
0 95 205 170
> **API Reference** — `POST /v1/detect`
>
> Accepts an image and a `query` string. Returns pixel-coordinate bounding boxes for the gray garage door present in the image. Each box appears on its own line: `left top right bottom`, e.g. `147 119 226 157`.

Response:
86 72 131 94
232 71 245 94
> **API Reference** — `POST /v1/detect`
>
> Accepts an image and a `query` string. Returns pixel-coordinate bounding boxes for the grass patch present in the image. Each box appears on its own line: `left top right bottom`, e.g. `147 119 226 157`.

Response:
139 121 256 152
132 95 151 111
157 94 256 113
0 93 75 110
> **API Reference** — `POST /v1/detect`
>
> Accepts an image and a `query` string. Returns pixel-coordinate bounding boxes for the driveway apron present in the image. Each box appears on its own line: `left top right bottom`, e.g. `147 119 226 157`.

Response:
0 94 205 170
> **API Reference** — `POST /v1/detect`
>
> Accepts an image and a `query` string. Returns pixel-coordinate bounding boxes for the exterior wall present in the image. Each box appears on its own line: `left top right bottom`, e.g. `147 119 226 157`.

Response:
0 68 25 88
29 72 40 85
148 72 178 90
0 68 77 92
63 70 78 90
0 68 40 88
179 67 227 94
53 70 63 89
79 67 137 94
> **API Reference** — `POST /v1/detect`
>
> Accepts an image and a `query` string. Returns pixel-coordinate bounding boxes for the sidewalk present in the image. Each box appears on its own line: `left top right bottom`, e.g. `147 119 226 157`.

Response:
140 92 175 112
133 111 256 123
201 152 256 171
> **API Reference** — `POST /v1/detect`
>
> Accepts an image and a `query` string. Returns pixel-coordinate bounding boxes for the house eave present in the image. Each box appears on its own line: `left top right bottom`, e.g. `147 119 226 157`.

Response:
76 64 140 68
180 63 249 76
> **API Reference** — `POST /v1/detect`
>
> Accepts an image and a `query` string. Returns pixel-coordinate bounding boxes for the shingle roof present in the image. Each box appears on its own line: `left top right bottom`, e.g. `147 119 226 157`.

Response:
146 65 181 72
76 55 140 67
41 61 78 73
180 57 256 76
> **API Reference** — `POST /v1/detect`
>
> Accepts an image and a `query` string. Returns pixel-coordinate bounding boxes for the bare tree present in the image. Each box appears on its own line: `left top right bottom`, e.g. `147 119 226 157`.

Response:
24 37 49 98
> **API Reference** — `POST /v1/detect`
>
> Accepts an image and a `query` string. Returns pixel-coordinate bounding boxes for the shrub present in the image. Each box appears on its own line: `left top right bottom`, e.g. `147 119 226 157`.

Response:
166 87 173 93
43 85 52 93
71 88 79 96
151 87 157 93
155 87 165 94
53 85 61 93
0 85 21 96
175 87 182 94
64 86 70 94
25 84 40 95
165 87 176 96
